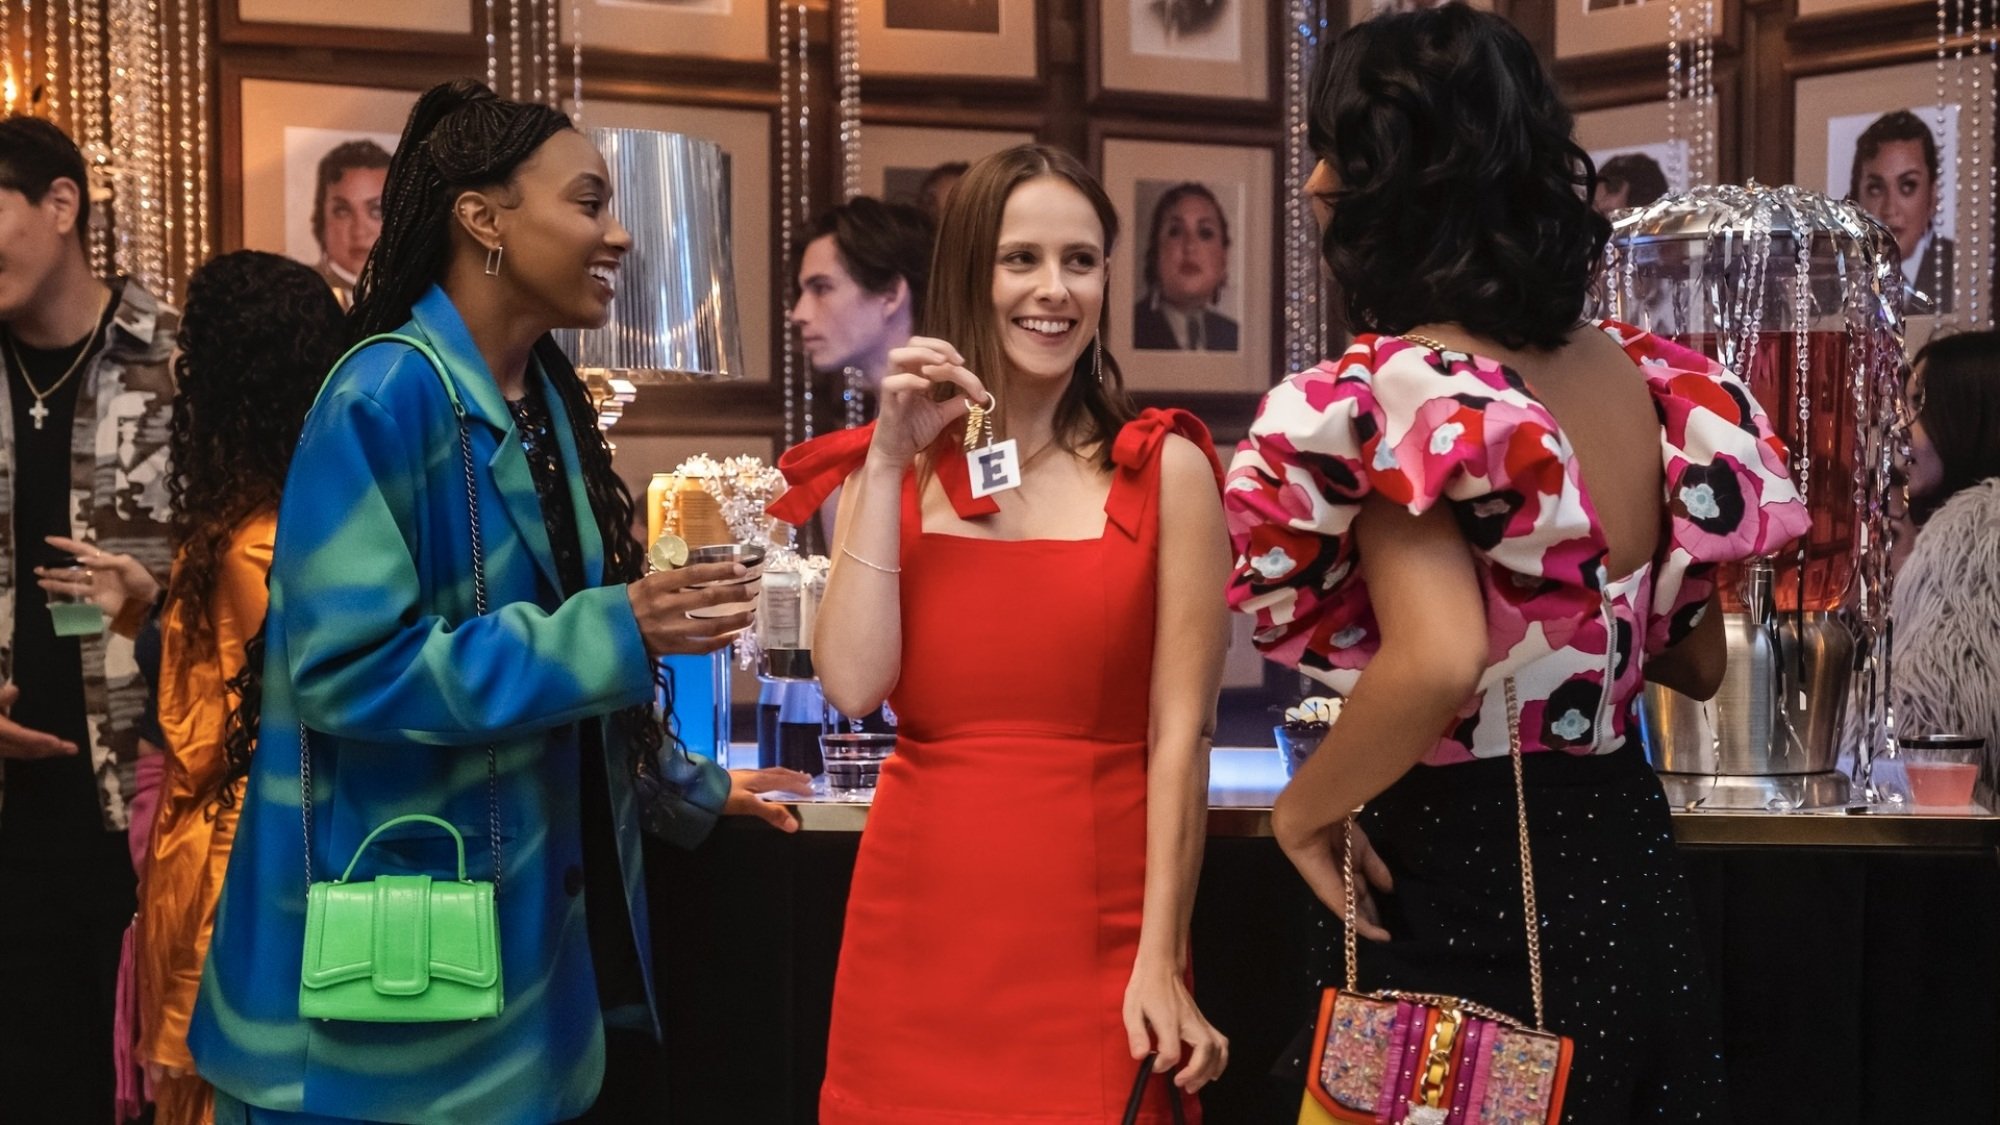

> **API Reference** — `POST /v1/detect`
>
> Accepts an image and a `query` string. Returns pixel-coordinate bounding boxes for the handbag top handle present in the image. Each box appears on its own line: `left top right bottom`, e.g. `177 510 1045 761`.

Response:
337 814 473 884
300 332 501 896
1341 677 1549 1032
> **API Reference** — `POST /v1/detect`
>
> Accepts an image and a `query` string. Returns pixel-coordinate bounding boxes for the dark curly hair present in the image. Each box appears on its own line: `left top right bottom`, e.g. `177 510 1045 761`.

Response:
348 78 680 780
1308 4 1608 350
165 252 346 807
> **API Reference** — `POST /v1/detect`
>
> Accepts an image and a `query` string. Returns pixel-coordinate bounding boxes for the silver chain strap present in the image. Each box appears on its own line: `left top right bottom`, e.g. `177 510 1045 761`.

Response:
303 382 502 896
1341 677 1549 1032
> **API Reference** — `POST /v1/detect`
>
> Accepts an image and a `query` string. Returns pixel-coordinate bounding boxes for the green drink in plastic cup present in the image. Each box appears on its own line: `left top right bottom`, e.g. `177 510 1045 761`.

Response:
47 564 105 637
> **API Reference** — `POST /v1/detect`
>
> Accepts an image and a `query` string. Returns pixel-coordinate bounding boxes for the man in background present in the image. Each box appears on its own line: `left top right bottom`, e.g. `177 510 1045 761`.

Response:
0 114 177 1123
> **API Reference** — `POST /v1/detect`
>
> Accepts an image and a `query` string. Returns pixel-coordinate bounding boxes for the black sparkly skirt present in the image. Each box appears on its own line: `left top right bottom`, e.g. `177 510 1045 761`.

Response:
1281 742 1731 1124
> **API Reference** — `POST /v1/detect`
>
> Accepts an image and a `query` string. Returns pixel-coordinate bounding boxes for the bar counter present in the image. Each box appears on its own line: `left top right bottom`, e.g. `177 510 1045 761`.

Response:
757 745 2000 851
647 746 2000 1123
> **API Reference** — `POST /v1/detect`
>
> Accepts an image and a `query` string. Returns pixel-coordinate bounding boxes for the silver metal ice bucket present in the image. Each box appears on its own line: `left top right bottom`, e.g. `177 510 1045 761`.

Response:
1644 561 1853 778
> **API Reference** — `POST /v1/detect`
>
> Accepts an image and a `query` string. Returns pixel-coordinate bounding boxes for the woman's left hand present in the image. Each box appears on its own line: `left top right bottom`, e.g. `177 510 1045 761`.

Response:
722 767 812 833
36 535 162 637
1273 795 1393 940
1122 958 1229 1094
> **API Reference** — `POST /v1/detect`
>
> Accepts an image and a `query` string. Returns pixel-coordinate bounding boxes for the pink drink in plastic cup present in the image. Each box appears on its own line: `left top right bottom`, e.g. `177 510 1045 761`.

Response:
1898 734 1986 808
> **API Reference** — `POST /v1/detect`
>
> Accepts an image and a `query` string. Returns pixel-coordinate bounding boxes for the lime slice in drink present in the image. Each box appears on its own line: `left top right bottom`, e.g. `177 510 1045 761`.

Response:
648 533 690 571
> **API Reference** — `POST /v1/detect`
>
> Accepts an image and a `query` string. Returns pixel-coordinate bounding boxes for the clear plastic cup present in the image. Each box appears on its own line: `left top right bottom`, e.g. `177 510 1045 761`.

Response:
1898 734 1985 808
47 565 105 638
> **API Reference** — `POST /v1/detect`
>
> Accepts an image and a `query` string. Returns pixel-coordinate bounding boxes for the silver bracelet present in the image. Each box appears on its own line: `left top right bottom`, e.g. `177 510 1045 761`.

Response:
840 546 902 575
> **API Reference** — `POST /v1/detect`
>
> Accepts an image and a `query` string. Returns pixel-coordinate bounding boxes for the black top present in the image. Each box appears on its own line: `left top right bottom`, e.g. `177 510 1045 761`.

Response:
506 380 650 1026
2 294 115 848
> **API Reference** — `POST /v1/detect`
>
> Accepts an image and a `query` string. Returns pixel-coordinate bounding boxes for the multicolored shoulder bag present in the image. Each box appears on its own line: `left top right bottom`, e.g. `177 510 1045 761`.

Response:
1298 680 1575 1125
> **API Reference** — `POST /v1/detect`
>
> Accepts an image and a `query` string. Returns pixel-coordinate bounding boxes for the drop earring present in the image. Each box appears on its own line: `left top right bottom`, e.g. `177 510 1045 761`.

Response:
1093 334 1104 386
484 244 505 277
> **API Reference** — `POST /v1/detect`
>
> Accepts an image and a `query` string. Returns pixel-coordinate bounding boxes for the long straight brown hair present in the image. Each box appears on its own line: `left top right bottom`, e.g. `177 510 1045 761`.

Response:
921 144 1136 469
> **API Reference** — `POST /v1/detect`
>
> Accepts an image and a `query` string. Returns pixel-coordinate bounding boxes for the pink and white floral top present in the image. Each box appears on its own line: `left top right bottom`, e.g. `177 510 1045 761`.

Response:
1224 320 1810 765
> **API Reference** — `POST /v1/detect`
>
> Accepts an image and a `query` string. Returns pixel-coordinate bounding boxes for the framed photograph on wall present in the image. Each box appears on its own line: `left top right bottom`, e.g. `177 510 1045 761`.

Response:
229 76 419 293
561 0 769 62
1795 0 1905 18
1796 56 1996 320
577 100 775 382
860 124 1039 214
859 0 1039 80
1089 0 1270 104
1345 0 1492 27
1574 97 1722 214
1099 135 1275 395
1554 0 1722 61
228 0 471 36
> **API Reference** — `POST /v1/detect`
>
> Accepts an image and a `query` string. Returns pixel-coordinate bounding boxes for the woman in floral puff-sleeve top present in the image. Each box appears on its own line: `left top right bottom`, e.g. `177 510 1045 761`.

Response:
1233 10 1809 1121
1229 322 1807 766
1227 322 1808 1123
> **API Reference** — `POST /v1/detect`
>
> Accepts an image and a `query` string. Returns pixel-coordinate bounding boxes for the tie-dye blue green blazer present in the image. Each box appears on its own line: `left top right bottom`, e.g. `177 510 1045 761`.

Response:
188 285 729 1124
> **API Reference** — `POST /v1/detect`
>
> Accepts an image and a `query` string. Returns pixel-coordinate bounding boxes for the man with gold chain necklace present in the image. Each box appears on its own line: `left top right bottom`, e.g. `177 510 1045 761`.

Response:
0 115 177 1123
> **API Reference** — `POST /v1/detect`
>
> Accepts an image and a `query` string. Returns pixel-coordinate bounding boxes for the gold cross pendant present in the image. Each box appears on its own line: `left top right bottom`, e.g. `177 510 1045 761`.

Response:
28 399 48 430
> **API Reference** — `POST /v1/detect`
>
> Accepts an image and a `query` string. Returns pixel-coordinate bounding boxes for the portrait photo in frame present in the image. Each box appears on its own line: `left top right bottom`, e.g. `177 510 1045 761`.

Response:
231 77 419 295
560 0 769 62
860 123 1038 215
1091 0 1270 104
1796 56 1996 321
1100 136 1274 394
575 100 776 382
1554 0 1721 61
859 0 1038 80
1574 97 1722 215
229 0 472 35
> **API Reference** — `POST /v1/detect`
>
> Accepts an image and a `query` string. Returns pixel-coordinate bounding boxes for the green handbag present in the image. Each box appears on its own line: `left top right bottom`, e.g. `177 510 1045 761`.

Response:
296 333 505 1024
298 814 503 1022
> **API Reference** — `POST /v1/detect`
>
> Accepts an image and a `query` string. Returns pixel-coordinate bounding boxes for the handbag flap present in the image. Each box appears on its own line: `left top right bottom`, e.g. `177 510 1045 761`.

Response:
300 876 499 993
1306 989 1401 1120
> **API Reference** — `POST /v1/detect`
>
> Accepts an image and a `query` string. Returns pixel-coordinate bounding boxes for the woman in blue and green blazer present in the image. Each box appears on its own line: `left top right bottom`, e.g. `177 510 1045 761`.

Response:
189 81 803 1125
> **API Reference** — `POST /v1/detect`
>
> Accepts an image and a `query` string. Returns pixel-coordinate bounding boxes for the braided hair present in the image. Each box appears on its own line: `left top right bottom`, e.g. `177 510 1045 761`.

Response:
347 79 679 778
166 252 345 810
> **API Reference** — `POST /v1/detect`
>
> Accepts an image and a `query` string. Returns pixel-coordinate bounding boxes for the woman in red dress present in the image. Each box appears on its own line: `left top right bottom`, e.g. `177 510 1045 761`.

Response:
776 144 1230 1123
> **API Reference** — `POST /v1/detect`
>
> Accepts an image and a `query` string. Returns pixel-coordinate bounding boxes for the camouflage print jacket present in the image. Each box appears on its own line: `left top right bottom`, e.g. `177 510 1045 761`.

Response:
0 278 178 831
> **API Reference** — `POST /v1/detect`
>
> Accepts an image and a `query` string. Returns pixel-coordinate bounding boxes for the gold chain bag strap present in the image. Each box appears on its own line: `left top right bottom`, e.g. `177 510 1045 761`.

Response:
1297 680 1575 1125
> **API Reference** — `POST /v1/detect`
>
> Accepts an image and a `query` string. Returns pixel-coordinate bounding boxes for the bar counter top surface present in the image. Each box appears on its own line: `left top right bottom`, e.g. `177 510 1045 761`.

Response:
733 744 2000 851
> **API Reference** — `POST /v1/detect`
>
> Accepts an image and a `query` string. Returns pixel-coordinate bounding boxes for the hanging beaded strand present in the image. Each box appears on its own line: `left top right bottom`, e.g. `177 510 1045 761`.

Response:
44 0 60 123
194 0 210 263
546 0 560 109
838 0 861 202
22 0 33 115
66 0 80 138
779 0 799 446
509 0 523 99
486 0 499 89
1697 0 1715 184
2 2 12 112
1666 0 1687 191
798 0 814 442
1281 0 1326 373
571 0 583 120
843 367 866 430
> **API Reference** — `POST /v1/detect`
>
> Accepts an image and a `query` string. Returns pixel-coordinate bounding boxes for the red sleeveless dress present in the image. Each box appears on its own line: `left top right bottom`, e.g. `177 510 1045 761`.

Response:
776 410 1217 1125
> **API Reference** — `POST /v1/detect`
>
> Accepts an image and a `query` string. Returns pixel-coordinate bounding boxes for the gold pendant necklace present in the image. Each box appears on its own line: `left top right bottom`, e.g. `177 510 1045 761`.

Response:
2 292 111 432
